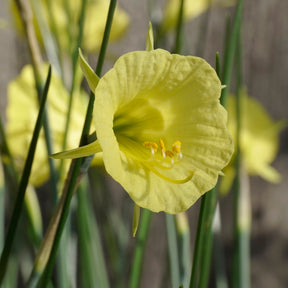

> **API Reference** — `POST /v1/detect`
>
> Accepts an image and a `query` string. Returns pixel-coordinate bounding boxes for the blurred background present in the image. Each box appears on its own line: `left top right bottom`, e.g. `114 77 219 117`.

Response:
0 0 287 287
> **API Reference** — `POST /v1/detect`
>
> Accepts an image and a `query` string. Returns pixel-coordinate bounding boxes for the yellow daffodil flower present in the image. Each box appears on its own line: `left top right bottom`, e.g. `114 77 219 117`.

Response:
10 0 129 53
220 91 285 194
53 49 234 214
160 0 234 33
6 64 90 186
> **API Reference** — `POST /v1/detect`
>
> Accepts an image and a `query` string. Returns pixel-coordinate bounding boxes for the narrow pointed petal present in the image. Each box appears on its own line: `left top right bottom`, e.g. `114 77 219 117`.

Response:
132 204 141 237
79 48 99 93
145 22 154 52
51 141 102 159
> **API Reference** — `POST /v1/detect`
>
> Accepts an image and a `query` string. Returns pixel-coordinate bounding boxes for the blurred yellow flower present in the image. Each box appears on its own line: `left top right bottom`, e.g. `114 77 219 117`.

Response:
160 0 234 33
6 64 89 186
53 49 234 214
10 0 129 53
220 91 285 194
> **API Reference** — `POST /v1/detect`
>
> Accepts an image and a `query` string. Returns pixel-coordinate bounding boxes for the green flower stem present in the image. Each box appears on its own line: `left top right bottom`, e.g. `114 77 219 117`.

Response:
175 212 191 287
129 209 152 288
232 19 250 288
59 0 87 173
0 186 4 253
236 170 251 288
32 1 117 286
77 182 109 288
213 205 229 288
189 187 216 288
174 0 184 54
63 0 73 55
15 0 58 204
30 0 62 75
95 0 117 76
166 214 181 287
220 0 243 106
15 0 42 80
0 66 51 284
41 107 58 205
198 188 217 288
46 0 64 78
57 215 75 288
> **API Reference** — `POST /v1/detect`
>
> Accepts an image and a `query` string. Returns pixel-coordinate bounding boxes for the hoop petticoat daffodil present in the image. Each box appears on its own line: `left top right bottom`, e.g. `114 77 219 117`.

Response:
6 64 92 187
160 0 235 33
53 49 234 214
220 91 285 194
10 0 129 53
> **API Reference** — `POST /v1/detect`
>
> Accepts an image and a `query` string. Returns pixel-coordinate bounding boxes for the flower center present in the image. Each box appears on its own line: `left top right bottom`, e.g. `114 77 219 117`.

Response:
143 139 193 184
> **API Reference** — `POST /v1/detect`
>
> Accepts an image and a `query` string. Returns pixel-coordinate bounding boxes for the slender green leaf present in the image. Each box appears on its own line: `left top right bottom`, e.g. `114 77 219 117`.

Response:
77 183 109 288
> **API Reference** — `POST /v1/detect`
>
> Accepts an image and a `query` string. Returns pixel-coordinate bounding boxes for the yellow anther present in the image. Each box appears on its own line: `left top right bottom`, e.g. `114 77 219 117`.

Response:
165 150 174 158
172 141 182 154
143 141 158 153
159 139 166 159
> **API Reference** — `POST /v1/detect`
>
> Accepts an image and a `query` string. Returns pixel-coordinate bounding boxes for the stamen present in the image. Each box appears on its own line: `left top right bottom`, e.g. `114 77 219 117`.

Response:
143 141 158 151
143 141 158 158
172 141 181 154
145 163 194 184
165 150 175 166
172 141 183 160
142 139 189 183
